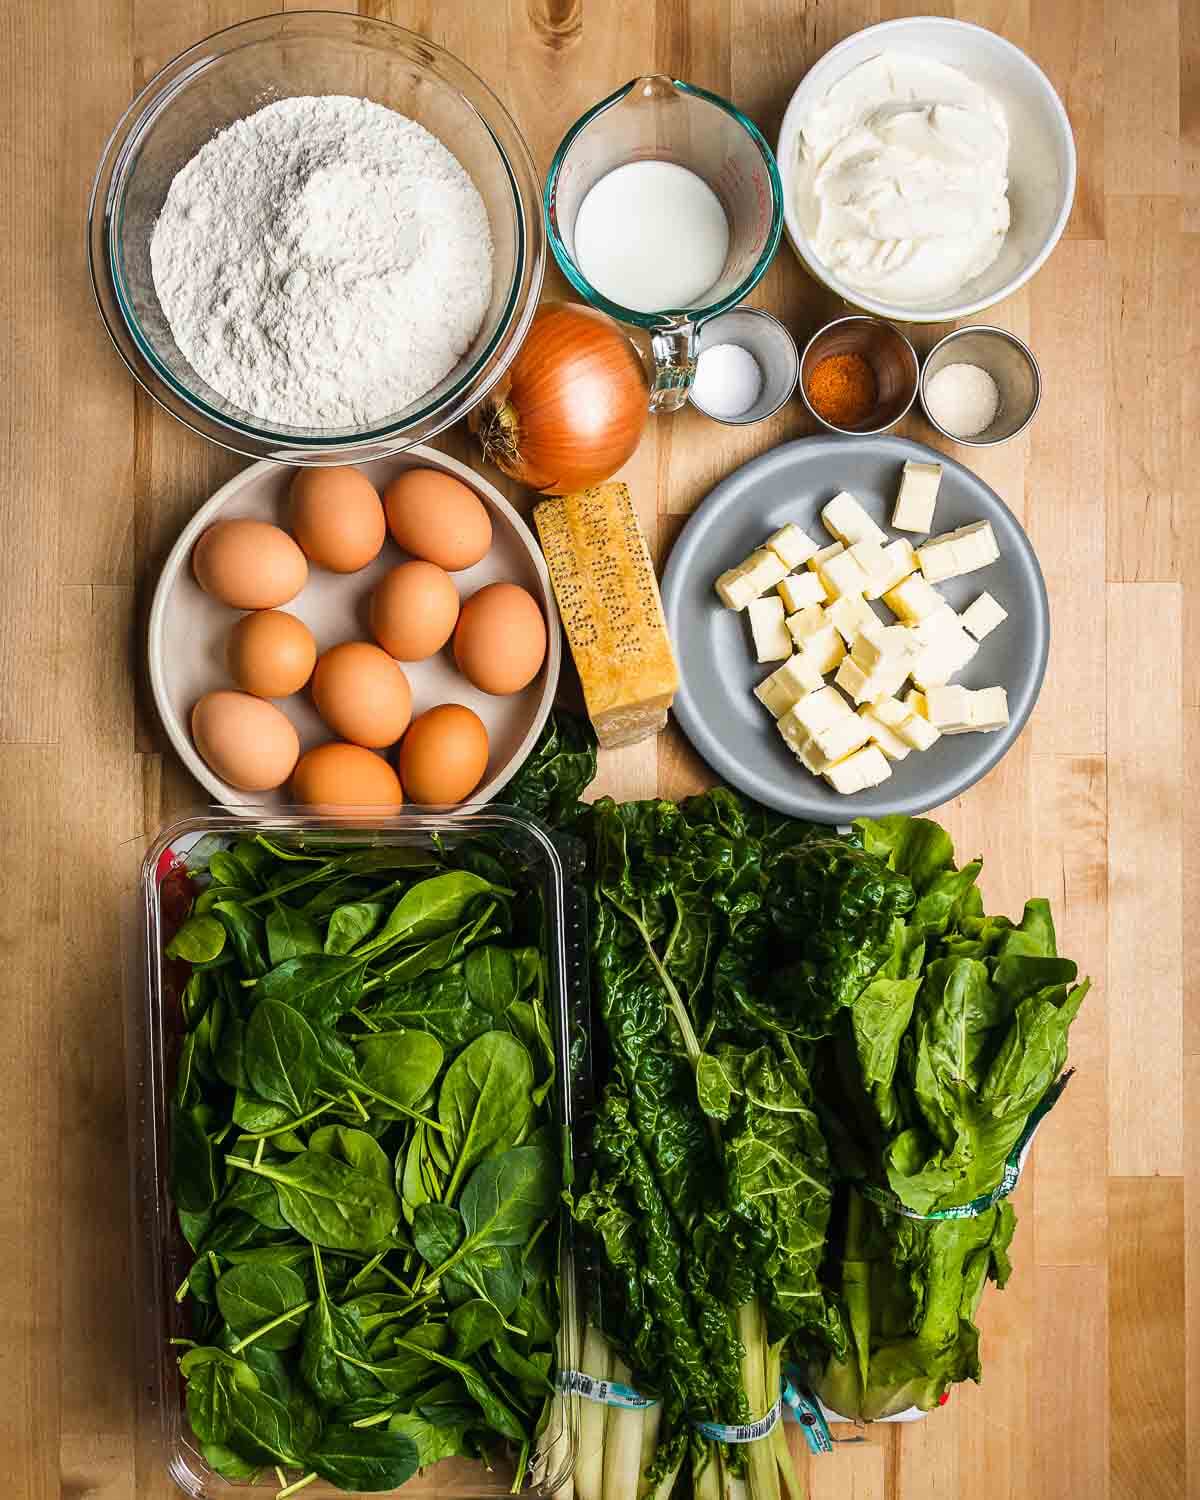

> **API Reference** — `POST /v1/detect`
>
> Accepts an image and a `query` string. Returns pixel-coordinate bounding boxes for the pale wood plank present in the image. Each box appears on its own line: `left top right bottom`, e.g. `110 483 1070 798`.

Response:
1105 0 1179 196
897 1400 961 1500
1028 241 1106 755
1032 1265 1108 1500
1106 583 1182 1175
802 1427 887 1500
0 0 60 740
1032 0 1104 238
1187 1055 1200 1498
1109 1177 1186 1500
1184 0 1200 231
1030 754 1108 1267
56 0 134 587
0 748 61 1500
1105 197 1182 582
57 586 143 1499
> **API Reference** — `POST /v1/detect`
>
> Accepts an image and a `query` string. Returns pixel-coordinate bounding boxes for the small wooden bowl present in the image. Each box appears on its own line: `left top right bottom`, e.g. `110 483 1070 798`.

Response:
799 315 919 435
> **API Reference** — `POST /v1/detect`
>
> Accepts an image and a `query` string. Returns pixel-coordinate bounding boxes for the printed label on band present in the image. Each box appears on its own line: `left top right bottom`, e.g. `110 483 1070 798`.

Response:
780 1373 834 1454
559 1370 657 1409
863 1070 1074 1221
693 1401 781 1445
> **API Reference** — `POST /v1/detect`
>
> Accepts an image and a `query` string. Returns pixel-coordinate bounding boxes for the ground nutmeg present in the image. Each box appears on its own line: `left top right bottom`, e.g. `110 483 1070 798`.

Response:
806 351 877 428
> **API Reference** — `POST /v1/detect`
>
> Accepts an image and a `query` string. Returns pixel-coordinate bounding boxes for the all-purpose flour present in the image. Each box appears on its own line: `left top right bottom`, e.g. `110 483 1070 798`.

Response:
150 96 494 429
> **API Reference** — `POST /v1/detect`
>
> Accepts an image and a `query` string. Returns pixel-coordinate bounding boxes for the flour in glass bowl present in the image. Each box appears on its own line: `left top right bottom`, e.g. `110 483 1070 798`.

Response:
149 95 494 429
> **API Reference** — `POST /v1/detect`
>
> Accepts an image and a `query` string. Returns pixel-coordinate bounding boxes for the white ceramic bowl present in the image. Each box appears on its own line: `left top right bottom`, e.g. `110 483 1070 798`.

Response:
148 447 561 811
777 19 1076 322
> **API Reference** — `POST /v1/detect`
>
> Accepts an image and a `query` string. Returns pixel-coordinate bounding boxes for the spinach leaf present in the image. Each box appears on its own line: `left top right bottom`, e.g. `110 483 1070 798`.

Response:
213 1016 247 1090
438 1033 534 1197
215 1263 308 1349
464 945 520 1014
167 913 226 964
309 1125 392 1185
354 873 505 960
244 999 318 1116
449 1298 504 1357
199 1441 260 1482
265 905 323 966
392 1338 526 1442
355 1031 444 1122
387 1412 471 1469
212 901 267 979
256 954 365 1027
368 968 494 1048
170 1099 219 1214
221 1164 289 1230
325 901 386 955
307 1424 419 1492
412 1203 463 1267
300 1246 380 1405
228 1151 400 1252
503 709 597 824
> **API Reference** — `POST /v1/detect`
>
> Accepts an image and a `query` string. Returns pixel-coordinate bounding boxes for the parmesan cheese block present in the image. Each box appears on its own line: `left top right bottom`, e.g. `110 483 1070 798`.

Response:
535 483 678 748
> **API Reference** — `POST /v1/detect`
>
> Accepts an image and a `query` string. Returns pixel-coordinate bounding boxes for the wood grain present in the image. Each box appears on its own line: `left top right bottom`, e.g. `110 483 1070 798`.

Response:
0 0 1193 1495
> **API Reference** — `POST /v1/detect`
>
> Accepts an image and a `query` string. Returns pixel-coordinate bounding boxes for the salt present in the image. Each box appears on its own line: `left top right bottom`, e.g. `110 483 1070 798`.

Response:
692 342 763 420
924 362 1001 439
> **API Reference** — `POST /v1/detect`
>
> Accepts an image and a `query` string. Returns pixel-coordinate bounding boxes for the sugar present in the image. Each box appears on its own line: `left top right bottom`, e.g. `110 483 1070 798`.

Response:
924 362 1001 439
692 343 764 419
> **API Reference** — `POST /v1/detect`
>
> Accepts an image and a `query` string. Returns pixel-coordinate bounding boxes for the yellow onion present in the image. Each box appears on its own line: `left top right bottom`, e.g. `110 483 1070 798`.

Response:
471 302 649 494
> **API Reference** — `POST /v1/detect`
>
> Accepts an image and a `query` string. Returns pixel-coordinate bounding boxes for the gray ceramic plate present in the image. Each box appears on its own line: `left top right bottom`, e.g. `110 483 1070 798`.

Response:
660 435 1048 822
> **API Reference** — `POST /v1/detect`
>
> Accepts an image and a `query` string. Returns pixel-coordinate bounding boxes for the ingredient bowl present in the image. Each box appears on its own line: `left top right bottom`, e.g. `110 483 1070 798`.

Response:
147 447 561 810
799 315 918 435
89 12 545 464
688 308 799 426
777 18 1075 323
920 325 1042 446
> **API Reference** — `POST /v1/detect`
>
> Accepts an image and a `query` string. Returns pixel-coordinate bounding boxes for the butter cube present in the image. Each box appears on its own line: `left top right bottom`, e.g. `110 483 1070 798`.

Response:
917 521 999 584
747 596 792 663
823 745 892 794
910 629 978 690
870 697 913 731
778 570 827 613
820 548 872 600
905 689 931 717
863 539 919 600
851 620 916 672
892 460 942 534
827 594 877 644
776 706 811 759
912 603 962 644
860 654 913 703
859 707 912 761
767 524 820 569
785 604 828 645
884 573 943 623
822 492 888 548
799 627 846 676
807 541 845 573
834 657 872 704
895 710 940 751
966 685 1009 731
925 685 974 732
791 686 853 735
754 655 825 717
811 712 872 764
798 738 831 775
715 548 789 609
959 591 1008 642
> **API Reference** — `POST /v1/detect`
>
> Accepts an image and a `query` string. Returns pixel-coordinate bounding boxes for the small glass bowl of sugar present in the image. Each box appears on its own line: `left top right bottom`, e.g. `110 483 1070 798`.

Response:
919 326 1042 446
688 308 799 425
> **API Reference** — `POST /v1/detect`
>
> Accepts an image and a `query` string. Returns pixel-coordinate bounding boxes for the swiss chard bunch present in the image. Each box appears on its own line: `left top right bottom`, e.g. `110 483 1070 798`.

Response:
164 832 565 1495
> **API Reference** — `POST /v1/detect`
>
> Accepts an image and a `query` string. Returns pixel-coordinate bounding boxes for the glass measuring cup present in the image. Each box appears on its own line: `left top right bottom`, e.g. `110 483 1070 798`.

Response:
545 76 784 413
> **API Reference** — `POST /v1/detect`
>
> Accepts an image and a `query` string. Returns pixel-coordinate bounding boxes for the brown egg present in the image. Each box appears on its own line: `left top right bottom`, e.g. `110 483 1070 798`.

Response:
397 704 490 805
191 690 300 791
370 561 460 661
192 519 308 609
453 582 548 695
292 742 404 808
289 466 386 573
227 610 317 699
311 642 413 748
384 468 493 572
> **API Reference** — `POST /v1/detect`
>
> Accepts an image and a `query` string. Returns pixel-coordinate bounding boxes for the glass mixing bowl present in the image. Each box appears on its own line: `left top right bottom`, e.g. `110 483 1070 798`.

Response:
88 12 545 464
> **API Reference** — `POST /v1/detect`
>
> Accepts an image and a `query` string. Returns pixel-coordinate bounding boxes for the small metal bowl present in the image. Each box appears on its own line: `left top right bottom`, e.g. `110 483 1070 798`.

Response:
799 315 918 435
920 326 1042 446
688 308 799 426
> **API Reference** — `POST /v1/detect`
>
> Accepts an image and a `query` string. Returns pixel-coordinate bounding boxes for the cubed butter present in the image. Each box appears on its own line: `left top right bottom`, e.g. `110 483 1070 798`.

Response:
811 712 872 764
823 744 892 794
807 540 845 573
870 697 912 730
859 707 912 761
835 656 872 704
747 596 791 663
715 547 789 609
785 604 828 645
924 685 974 732
895 710 940 751
851 620 915 672
791 685 853 735
966 685 1009 731
753 655 824 717
799 626 846 676
820 548 872 600
883 573 943 623
959 591 1008 642
827 594 876 644
766 524 820 569
917 521 999 584
822 492 888 548
863 538 918 600
778 570 827 613
892 460 942 534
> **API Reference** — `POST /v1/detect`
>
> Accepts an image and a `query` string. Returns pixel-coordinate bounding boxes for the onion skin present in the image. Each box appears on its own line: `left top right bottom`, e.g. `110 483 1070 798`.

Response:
471 302 649 494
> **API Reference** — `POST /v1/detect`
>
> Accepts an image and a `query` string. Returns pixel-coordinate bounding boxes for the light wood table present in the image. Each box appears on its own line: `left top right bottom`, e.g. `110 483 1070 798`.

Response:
0 1 1191 1497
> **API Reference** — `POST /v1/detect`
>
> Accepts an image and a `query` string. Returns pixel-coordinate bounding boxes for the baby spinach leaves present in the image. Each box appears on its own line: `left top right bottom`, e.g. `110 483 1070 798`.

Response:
167 835 562 1492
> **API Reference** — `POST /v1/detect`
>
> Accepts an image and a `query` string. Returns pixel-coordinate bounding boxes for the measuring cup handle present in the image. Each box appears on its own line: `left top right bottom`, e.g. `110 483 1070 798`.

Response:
648 324 699 414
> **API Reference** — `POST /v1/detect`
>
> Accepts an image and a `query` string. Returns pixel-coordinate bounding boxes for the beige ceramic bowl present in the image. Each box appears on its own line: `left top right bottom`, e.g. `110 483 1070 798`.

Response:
148 447 561 810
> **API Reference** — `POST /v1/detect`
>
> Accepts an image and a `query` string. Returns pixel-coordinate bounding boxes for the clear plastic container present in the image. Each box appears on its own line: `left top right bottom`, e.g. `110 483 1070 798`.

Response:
128 806 588 1498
